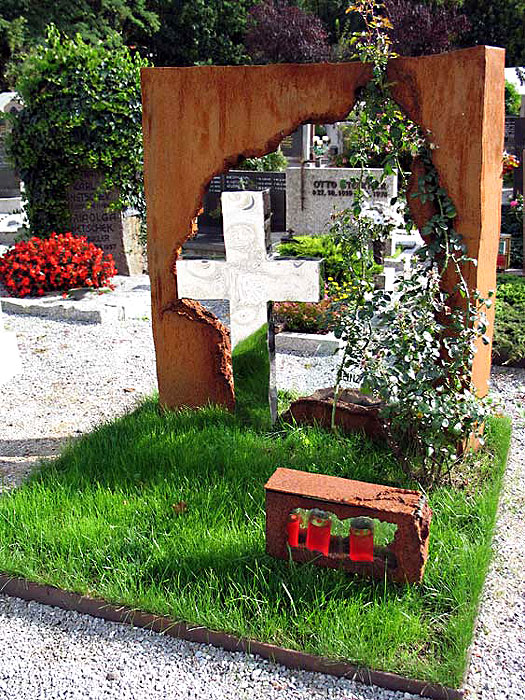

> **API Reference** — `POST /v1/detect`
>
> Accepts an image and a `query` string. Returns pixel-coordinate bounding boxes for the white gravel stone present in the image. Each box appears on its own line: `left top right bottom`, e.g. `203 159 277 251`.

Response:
0 282 523 699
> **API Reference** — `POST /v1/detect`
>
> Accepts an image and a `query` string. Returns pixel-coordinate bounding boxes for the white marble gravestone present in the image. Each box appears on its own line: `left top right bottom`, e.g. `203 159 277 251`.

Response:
177 190 322 420
178 190 322 349
0 303 21 386
286 166 398 235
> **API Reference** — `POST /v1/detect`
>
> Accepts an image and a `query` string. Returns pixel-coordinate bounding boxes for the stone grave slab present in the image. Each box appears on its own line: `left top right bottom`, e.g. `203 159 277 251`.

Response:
67 171 144 275
0 93 22 200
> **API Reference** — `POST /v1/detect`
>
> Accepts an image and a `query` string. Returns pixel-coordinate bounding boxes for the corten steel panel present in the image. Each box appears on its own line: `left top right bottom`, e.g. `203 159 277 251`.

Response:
141 62 372 409
141 47 503 410
265 469 431 584
388 46 505 396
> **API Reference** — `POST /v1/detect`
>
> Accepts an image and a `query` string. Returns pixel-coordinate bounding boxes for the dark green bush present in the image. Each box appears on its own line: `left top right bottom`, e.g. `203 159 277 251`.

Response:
7 25 148 236
501 200 523 269
493 275 525 365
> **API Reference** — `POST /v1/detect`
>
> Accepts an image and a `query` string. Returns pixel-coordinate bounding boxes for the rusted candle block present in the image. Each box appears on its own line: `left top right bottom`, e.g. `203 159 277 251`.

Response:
265 468 432 584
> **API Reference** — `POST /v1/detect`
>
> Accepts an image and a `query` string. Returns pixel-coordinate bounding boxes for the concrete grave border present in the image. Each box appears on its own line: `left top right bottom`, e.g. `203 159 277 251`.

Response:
141 47 504 412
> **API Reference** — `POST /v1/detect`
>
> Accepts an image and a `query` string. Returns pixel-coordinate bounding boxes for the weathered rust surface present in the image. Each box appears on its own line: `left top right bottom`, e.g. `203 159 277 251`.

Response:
388 46 505 397
265 467 431 584
141 48 503 410
141 62 371 409
157 299 234 410
282 387 384 439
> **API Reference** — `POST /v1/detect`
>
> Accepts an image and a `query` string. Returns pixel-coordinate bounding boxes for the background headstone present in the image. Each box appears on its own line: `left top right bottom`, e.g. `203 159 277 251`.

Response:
67 171 144 275
198 170 286 236
280 124 312 164
0 93 22 202
286 166 398 235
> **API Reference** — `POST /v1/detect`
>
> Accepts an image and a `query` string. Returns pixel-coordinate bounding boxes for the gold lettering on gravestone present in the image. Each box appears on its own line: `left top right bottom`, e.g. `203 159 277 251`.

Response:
67 172 123 252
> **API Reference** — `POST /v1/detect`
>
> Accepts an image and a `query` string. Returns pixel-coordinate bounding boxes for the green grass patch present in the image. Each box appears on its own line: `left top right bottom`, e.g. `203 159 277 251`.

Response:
0 334 511 687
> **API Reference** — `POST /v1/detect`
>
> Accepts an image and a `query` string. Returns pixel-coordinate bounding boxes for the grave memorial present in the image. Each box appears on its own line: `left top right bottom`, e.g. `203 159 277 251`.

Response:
0 93 22 201
67 171 144 275
178 189 322 418
286 166 398 234
141 46 503 412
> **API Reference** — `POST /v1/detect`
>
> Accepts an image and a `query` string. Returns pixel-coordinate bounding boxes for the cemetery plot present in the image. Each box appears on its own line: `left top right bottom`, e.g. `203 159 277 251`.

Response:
0 389 510 689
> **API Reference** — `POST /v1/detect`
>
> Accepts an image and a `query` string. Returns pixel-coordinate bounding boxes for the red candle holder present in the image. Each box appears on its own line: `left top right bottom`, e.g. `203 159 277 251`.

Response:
349 516 374 562
306 508 332 556
286 510 302 547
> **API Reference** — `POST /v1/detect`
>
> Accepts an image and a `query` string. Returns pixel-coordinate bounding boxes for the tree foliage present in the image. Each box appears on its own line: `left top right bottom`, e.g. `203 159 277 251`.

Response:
245 0 331 64
460 0 525 66
384 0 469 56
505 80 521 116
142 0 251 67
0 0 158 89
7 26 148 235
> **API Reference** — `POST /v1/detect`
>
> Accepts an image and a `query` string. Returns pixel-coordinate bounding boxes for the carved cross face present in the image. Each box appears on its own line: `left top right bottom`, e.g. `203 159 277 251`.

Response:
177 190 322 350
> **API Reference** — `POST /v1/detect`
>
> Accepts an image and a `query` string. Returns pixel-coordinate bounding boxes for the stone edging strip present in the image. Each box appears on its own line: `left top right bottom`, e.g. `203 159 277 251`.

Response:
0 573 462 700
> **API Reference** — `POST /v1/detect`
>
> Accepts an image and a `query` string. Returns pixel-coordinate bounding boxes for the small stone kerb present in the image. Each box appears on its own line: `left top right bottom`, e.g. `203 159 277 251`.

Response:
265 467 432 584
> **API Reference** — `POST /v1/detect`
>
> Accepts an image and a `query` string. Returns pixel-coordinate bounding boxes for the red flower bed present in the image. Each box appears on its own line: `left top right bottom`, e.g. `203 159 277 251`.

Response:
0 232 117 298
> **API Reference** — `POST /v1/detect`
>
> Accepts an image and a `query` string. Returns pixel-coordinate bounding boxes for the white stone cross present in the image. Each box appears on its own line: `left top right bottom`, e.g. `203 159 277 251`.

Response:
177 190 322 350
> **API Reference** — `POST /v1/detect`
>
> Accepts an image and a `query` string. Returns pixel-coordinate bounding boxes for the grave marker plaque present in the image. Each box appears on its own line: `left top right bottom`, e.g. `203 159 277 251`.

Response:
67 171 144 275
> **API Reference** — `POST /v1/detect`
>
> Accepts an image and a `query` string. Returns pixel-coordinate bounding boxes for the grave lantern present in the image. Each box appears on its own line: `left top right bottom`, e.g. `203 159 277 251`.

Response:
286 509 302 547
349 516 374 562
306 508 332 556
497 234 512 271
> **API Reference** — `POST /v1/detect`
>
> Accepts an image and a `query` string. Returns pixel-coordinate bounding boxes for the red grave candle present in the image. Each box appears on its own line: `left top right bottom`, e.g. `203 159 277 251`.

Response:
286 511 301 547
306 509 332 556
349 516 374 562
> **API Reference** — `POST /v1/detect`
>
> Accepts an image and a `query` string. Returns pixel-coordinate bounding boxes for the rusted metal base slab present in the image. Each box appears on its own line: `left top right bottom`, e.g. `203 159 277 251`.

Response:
0 573 462 700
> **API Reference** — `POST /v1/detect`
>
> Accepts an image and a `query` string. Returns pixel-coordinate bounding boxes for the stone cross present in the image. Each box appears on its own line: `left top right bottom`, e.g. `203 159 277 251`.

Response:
177 190 321 349
177 190 322 419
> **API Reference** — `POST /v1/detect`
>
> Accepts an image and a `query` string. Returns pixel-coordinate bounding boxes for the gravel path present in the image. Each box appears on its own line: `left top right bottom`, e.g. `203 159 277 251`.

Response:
0 307 523 700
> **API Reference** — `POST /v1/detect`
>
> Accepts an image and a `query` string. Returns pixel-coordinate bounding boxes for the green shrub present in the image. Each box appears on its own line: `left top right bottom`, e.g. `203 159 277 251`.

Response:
274 234 381 334
237 147 288 172
277 233 381 285
493 275 525 365
501 197 523 269
7 25 148 236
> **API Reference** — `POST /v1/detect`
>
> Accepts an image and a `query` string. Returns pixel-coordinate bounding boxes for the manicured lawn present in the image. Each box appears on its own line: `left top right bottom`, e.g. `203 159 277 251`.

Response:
0 329 511 687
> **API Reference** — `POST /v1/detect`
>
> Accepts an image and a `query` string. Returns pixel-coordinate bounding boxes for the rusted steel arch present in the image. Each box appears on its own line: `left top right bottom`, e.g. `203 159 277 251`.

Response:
141 47 504 411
